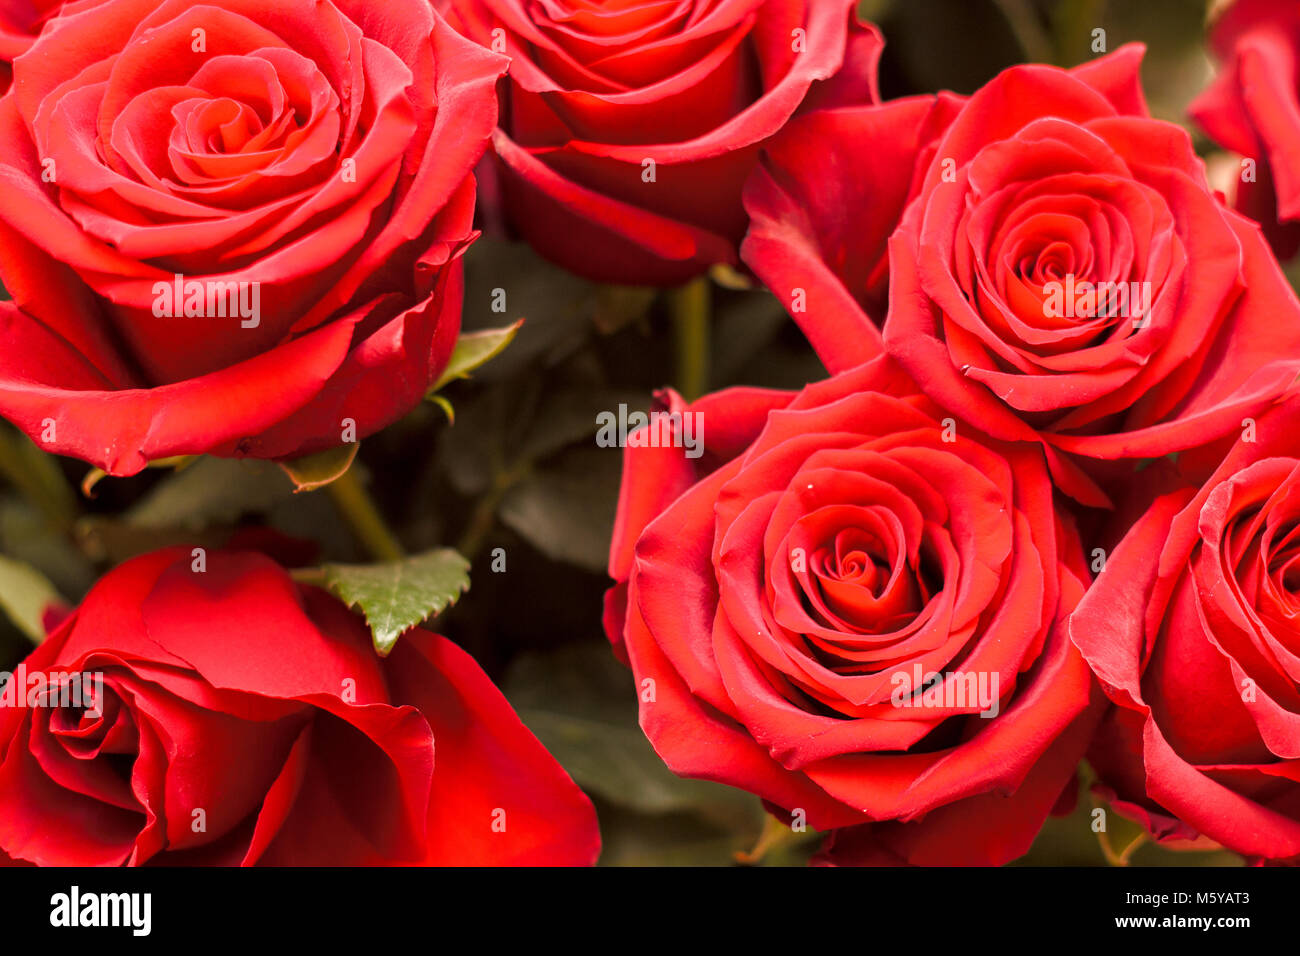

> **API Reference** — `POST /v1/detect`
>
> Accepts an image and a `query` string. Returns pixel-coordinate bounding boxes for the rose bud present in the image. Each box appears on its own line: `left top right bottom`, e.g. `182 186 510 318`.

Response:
0 547 600 865
1191 0 1300 260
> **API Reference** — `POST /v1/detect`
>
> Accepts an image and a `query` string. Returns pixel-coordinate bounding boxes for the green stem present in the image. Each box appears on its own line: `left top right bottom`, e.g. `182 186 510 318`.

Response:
456 461 532 561
1117 832 1148 866
1095 825 1123 867
326 468 405 562
0 425 77 533
669 277 711 402
734 812 801 866
1092 793 1147 867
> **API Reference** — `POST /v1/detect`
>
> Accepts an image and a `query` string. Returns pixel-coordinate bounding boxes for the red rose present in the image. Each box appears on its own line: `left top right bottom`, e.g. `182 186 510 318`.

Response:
441 0 881 285
0 0 67 93
0 0 506 475
1070 398 1300 862
742 90 964 360
1191 0 1300 259
0 547 600 865
745 47 1300 507
605 358 1101 866
605 383 792 665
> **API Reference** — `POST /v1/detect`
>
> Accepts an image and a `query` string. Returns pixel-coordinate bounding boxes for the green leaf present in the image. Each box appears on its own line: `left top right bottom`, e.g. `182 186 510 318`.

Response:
0 499 97 599
0 554 63 643
515 387 645 465
516 708 761 822
711 288 789 384
126 456 295 530
321 548 471 655
505 644 760 827
498 447 621 574
278 443 358 493
458 238 594 381
0 425 77 529
73 518 228 568
430 321 523 394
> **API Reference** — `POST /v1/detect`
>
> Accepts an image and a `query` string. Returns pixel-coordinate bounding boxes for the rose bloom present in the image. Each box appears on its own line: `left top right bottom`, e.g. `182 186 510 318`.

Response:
0 547 599 866
440 0 880 285
1191 0 1300 259
1071 397 1300 863
744 47 1300 508
0 0 66 93
605 358 1101 866
0 0 506 475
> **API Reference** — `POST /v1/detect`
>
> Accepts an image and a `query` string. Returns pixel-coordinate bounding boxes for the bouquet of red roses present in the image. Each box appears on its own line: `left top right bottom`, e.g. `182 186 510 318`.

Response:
0 0 1297 872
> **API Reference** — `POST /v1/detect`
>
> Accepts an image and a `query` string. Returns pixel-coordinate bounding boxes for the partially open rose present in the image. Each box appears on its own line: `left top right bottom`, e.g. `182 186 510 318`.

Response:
1191 0 1300 259
442 0 880 284
745 47 1300 507
0 547 600 866
606 358 1101 866
1071 398 1300 863
0 0 506 474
